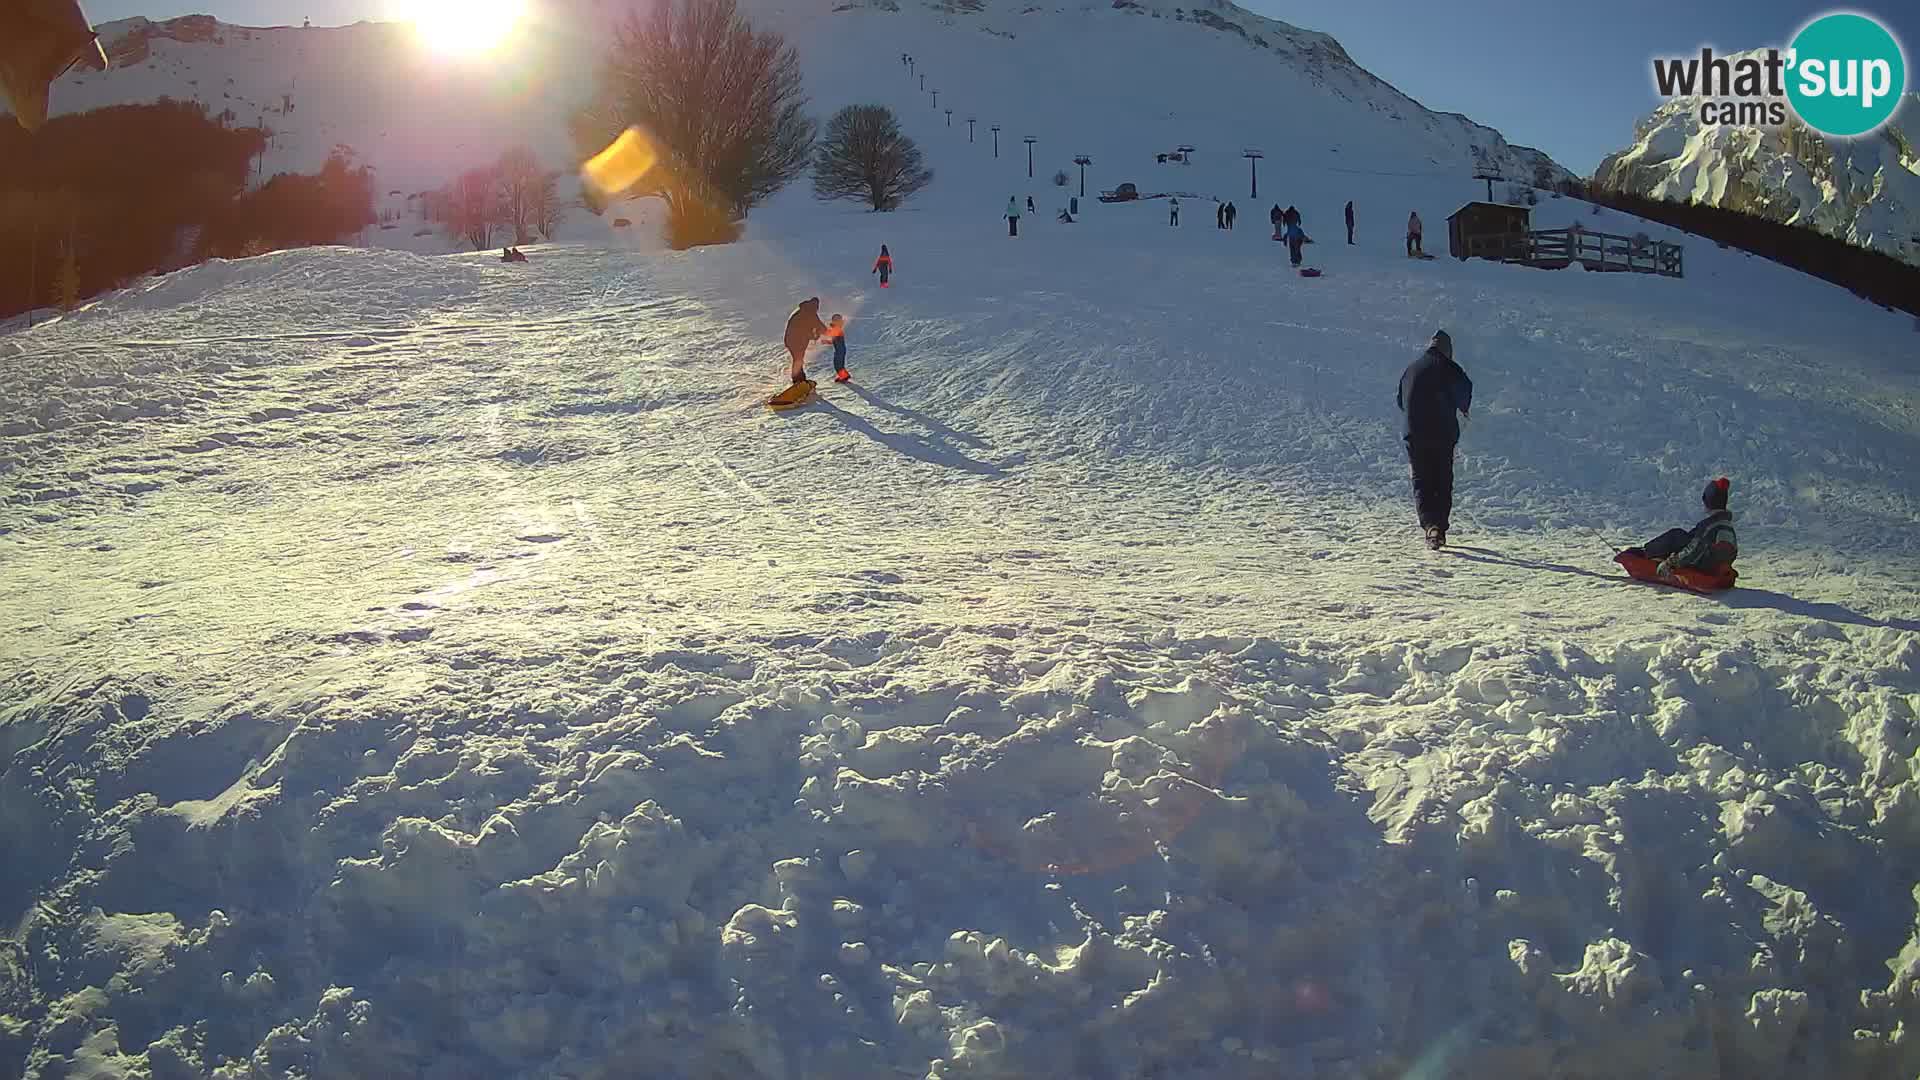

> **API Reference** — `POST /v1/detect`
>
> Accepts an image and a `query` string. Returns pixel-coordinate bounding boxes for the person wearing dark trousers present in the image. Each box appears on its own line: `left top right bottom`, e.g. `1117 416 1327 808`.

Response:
872 244 893 287
1006 197 1021 237
1396 330 1473 549
1217 203 1226 229
1345 201 1355 244
1225 202 1236 229
1626 479 1737 578
1286 220 1305 266
1026 195 1035 214
824 314 849 382
1169 196 1180 226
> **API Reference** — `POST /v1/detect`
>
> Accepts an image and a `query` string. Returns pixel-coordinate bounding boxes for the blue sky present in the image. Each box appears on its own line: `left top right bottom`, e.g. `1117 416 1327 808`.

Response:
83 0 1920 175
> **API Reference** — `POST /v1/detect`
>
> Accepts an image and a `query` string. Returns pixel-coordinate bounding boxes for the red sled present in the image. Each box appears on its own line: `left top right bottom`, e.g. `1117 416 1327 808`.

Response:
1613 551 1737 593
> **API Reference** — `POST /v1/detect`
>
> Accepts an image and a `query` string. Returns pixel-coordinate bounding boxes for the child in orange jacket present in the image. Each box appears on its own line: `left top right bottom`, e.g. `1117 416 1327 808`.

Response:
824 314 849 382
872 245 893 287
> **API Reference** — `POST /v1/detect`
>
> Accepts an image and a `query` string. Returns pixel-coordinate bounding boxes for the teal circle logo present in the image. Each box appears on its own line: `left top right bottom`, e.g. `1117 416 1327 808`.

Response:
1786 13 1907 137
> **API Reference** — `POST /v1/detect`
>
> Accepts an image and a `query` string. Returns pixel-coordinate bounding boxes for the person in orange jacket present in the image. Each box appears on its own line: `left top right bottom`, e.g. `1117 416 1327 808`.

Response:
823 314 850 382
872 245 893 287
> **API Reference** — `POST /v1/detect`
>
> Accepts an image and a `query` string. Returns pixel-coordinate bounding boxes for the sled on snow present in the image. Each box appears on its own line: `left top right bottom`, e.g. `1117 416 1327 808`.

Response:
1613 550 1737 593
768 379 817 411
1298 267 1323 278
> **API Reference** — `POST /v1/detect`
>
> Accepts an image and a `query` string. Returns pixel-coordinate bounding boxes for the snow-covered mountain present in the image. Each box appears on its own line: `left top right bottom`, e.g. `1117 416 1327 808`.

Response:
1595 67 1920 267
16 0 1573 197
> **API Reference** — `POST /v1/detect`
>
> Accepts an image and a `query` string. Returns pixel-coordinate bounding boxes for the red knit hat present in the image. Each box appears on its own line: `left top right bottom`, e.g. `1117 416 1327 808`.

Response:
1702 476 1730 510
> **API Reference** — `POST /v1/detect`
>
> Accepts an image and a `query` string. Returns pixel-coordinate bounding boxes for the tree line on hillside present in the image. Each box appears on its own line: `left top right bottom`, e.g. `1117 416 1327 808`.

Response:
1586 184 1920 318
0 99 376 320
423 147 567 250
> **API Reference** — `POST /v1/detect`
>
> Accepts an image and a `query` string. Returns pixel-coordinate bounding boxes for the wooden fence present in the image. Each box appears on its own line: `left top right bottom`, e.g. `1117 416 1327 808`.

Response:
1464 227 1683 278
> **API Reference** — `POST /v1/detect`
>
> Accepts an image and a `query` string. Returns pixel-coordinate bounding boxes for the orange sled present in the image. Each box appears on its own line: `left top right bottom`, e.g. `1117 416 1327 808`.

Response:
1614 551 1737 593
768 379 816 411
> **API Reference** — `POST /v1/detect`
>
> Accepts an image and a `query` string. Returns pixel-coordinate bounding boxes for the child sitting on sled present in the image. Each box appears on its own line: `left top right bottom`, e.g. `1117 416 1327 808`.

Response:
1623 477 1738 580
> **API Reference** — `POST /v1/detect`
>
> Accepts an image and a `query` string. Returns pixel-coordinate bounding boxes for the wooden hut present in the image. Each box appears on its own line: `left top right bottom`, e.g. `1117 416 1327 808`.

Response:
1447 202 1532 260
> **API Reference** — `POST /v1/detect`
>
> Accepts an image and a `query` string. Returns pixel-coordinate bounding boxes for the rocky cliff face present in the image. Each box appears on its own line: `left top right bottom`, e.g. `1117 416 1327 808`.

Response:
1596 70 1920 267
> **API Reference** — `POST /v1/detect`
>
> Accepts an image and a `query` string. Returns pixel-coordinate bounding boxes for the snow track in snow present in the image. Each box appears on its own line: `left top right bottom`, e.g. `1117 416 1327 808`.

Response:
3 185 1920 1077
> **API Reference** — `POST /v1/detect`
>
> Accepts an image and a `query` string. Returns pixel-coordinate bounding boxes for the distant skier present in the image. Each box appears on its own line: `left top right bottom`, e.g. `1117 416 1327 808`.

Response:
1396 329 1473 550
1006 196 1021 237
1344 200 1355 245
1225 202 1236 229
784 297 827 383
1283 205 1300 228
1285 219 1305 266
824 314 850 382
1169 196 1180 226
1216 202 1226 229
1621 479 1738 580
1407 211 1424 257
1269 203 1283 239
872 244 893 287
1027 194 1035 214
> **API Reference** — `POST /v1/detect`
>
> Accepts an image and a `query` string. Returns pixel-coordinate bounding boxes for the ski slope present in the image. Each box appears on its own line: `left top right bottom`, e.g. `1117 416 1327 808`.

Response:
5 7 1920 1080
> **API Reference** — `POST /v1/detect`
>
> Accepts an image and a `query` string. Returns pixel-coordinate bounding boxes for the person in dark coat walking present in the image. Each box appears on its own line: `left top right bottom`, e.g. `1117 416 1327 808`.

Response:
1285 219 1306 266
784 297 827 383
1396 330 1473 549
1283 205 1300 228
1225 202 1237 229
1344 201 1355 245
1216 202 1226 229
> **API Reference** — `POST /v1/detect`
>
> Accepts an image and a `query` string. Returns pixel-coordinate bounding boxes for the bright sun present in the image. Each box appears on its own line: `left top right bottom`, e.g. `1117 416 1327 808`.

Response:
410 0 524 57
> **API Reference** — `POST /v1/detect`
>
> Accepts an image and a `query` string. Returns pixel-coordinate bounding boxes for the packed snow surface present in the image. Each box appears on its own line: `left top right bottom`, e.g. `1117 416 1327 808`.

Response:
5 10 1920 1080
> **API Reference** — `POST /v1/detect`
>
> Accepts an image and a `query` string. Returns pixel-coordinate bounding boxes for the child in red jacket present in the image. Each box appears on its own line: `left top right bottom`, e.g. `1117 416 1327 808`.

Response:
872 245 893 288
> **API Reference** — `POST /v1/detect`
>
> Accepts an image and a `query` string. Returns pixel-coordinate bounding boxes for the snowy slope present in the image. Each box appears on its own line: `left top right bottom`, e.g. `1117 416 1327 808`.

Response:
3 119 1920 1079
18 0 1572 208
6 7 1920 1080
31 13 591 193
1596 71 1920 267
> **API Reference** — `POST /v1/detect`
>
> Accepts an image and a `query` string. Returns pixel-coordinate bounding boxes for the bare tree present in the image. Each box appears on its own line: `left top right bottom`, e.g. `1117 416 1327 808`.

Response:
448 166 502 250
812 105 933 212
573 0 814 247
528 171 564 239
495 146 543 245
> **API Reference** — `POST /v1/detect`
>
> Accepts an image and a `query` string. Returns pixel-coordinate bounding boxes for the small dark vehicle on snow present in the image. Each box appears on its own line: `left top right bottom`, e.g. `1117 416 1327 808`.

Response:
1097 182 1140 203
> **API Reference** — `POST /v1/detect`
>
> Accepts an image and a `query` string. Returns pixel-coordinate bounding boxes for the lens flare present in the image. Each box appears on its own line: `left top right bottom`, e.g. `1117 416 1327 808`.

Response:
410 0 524 57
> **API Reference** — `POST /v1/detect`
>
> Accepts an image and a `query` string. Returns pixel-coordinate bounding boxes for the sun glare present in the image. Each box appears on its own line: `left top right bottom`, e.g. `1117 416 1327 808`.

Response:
410 0 524 57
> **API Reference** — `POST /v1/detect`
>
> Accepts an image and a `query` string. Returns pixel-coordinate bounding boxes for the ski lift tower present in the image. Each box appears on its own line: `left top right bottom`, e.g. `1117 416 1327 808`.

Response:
945 108 953 127
1072 155 1092 197
931 88 939 109
1242 148 1263 198
1176 143 1195 165
967 116 977 142
1473 168 1505 202
1024 136 1038 179
991 124 1000 157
